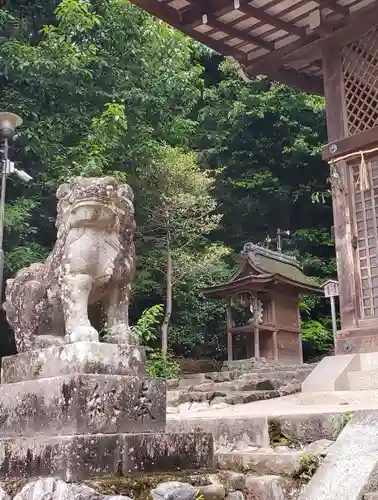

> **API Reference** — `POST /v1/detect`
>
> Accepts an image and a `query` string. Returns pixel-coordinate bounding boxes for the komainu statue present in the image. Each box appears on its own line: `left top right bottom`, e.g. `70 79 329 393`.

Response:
4 176 137 352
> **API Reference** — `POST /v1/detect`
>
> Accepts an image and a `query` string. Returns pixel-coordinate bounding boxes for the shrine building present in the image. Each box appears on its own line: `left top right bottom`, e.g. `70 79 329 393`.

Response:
130 0 378 355
202 243 322 363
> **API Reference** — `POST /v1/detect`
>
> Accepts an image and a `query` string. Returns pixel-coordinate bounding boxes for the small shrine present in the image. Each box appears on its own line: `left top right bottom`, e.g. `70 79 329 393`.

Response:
203 243 322 364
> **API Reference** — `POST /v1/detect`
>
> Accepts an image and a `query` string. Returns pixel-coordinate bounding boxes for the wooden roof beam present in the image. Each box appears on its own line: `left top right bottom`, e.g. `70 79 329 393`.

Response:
315 0 349 16
180 0 232 25
267 67 324 95
237 4 307 39
181 0 307 39
206 15 274 52
245 32 320 75
131 0 244 60
246 1 378 77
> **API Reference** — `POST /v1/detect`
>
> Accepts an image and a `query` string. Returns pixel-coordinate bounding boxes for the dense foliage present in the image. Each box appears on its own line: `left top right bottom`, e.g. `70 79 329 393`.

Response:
0 0 335 360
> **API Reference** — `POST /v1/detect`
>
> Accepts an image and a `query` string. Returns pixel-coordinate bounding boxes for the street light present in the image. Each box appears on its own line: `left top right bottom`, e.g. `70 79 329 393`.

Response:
0 112 31 308
0 112 23 140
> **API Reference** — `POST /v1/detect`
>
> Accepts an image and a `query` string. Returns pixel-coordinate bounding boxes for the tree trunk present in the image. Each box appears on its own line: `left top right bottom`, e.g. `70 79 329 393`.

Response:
161 241 172 356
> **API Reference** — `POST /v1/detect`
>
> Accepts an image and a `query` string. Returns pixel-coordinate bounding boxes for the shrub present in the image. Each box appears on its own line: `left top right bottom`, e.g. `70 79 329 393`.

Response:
292 452 320 483
146 350 181 379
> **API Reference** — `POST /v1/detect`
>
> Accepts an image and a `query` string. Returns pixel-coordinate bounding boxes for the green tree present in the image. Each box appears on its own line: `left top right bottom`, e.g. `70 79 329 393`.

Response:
194 58 335 346
196 60 330 251
138 146 222 355
0 0 336 361
0 0 205 356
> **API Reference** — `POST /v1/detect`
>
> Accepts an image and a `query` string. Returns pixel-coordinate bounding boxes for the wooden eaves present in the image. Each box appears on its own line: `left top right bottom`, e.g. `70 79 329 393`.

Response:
130 0 378 95
202 273 323 299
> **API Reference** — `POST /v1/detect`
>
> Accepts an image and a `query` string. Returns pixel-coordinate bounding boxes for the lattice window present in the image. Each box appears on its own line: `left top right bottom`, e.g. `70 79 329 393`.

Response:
342 27 378 136
353 156 378 318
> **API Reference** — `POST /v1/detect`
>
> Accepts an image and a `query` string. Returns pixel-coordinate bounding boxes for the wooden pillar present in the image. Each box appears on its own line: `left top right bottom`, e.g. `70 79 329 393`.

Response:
271 294 277 325
271 295 278 360
226 303 233 363
322 43 358 330
254 327 260 358
272 330 278 361
253 294 260 358
297 296 304 363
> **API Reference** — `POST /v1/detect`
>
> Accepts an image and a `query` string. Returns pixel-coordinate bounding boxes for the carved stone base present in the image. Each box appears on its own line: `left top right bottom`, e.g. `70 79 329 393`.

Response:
0 374 165 437
0 344 214 480
1 342 146 383
0 432 214 481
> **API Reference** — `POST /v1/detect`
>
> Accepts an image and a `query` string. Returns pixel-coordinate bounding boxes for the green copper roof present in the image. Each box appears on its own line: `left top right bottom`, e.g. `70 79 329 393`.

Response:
241 243 321 291
203 243 322 298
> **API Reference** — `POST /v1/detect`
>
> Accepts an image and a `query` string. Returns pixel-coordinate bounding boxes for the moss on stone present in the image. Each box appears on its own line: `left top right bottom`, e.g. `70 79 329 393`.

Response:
292 452 320 484
268 419 296 448
332 411 354 439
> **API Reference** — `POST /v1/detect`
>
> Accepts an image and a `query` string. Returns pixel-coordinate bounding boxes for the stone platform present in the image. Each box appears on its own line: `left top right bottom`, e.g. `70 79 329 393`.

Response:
0 374 166 436
1 341 146 383
0 342 214 480
0 432 213 481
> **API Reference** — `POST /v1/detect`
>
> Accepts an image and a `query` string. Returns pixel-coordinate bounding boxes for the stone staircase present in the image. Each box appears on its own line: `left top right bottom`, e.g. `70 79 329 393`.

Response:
167 361 317 412
165 355 378 499
302 351 378 393
347 367 378 390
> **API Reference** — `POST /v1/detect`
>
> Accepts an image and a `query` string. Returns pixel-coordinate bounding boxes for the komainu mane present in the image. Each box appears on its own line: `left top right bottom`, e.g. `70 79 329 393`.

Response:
4 176 136 352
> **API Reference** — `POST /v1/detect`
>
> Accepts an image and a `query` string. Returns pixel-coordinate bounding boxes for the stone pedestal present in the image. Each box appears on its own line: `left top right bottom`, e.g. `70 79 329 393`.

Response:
1 342 147 383
0 342 213 480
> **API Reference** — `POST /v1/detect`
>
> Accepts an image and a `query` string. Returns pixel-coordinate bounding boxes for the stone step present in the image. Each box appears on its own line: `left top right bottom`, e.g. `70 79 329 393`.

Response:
167 415 269 450
248 364 316 374
0 374 166 437
216 449 304 476
216 440 333 476
167 411 340 450
177 374 207 388
175 372 306 393
219 390 281 405
347 369 378 390
237 370 309 384
297 389 378 405
168 389 282 407
243 475 296 500
204 365 315 383
359 353 378 371
222 359 317 374
169 363 316 392
0 432 213 481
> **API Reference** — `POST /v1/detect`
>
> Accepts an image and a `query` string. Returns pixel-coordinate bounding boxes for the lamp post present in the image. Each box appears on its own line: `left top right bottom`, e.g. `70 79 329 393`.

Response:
0 112 23 308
